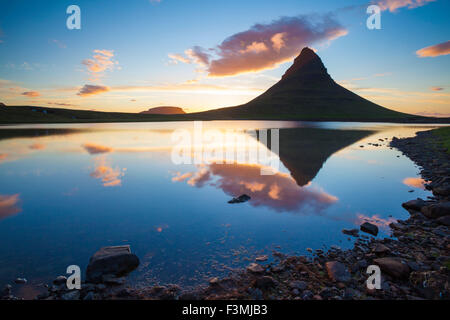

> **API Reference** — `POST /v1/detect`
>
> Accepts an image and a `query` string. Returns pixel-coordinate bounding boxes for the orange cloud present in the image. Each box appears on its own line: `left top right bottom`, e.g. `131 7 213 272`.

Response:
173 163 338 212
90 156 125 187
171 172 193 182
416 40 450 58
82 49 118 81
83 143 113 154
171 15 347 77
403 177 427 189
0 194 21 220
430 86 444 91
77 84 110 97
21 91 40 97
377 0 435 12
29 143 45 150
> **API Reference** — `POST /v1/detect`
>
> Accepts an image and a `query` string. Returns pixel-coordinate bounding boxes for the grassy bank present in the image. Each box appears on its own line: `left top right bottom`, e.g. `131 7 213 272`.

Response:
433 126 450 154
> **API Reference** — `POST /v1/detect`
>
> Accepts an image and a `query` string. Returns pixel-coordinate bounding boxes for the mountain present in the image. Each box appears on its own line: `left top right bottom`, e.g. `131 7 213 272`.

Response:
140 106 185 115
277 127 373 186
189 47 420 121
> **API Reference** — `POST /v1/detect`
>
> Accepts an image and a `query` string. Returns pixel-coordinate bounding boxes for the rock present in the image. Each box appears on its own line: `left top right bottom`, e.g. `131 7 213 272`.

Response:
360 222 379 236
289 280 307 291
101 274 126 286
432 184 450 196
436 215 450 226
301 290 313 300
421 202 450 219
228 194 251 204
83 291 95 300
373 243 390 254
342 228 359 237
209 277 219 285
14 278 27 284
325 261 351 282
255 255 268 261
247 263 265 273
373 257 410 279
252 276 276 290
402 199 427 211
53 276 67 286
389 222 406 231
1 284 12 297
86 245 140 283
61 290 80 300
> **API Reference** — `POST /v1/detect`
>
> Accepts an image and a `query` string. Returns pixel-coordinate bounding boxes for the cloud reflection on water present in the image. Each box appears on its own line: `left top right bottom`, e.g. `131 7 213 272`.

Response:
0 194 21 220
173 162 338 212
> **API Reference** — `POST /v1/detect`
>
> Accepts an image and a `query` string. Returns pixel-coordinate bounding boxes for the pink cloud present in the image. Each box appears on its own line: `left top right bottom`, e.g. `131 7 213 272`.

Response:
83 143 113 154
376 0 435 12
0 194 21 220
29 143 46 150
170 15 348 77
90 156 125 187
77 84 110 97
82 49 118 81
416 40 450 58
21 91 41 97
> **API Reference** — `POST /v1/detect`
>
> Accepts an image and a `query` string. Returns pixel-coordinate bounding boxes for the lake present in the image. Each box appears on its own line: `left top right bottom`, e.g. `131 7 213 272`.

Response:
0 121 440 297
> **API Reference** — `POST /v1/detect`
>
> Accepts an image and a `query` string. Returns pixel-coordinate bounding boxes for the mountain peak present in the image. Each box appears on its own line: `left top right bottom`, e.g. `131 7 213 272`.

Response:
281 47 328 80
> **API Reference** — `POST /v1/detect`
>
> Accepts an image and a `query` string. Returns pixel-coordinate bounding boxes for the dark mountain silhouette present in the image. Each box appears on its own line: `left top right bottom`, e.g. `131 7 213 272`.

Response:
188 47 421 121
277 127 373 186
140 106 185 115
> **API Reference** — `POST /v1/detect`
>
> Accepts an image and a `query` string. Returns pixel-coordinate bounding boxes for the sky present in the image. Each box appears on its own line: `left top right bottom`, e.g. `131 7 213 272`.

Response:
0 0 449 116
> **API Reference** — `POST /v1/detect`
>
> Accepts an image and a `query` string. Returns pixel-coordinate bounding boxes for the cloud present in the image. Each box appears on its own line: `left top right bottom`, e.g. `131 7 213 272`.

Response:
355 213 396 232
29 143 46 150
170 14 348 77
21 91 41 97
403 177 427 189
83 143 113 154
376 0 435 12
82 49 118 81
171 172 193 182
0 194 21 220
90 156 125 187
77 84 110 97
430 86 444 91
416 40 450 57
173 163 338 212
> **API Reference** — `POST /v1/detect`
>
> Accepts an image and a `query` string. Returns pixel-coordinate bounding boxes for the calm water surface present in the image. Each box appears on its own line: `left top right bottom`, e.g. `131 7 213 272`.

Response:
0 121 440 296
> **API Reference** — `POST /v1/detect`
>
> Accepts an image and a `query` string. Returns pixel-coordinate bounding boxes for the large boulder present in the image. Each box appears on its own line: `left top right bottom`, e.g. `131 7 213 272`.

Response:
86 245 140 283
373 257 410 279
421 202 450 219
401 198 427 211
360 222 379 236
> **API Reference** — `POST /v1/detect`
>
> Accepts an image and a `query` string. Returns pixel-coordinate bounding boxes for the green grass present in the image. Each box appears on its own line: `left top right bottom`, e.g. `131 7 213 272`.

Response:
433 127 450 154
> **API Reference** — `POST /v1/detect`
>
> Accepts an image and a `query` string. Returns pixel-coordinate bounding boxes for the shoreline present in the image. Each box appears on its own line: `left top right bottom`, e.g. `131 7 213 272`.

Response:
2 128 449 300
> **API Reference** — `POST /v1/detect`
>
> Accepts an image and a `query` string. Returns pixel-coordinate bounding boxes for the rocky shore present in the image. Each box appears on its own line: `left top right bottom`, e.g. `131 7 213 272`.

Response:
2 129 449 300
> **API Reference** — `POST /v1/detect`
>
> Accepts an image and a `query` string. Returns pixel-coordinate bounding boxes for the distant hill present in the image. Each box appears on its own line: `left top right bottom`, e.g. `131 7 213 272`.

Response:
188 48 424 122
140 106 185 115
